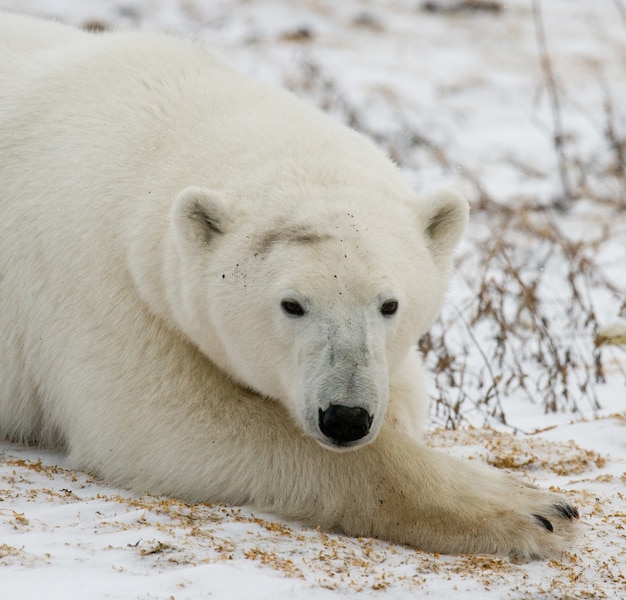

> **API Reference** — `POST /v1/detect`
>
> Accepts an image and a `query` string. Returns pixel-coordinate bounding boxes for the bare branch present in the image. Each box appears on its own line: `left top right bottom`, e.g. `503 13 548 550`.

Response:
532 0 574 208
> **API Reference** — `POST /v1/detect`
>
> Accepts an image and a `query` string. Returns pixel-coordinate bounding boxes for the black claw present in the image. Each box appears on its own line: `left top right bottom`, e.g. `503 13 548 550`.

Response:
533 514 554 532
555 503 579 520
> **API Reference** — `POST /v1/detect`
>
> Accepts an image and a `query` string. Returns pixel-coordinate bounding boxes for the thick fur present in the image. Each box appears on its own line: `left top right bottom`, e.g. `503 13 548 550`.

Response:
0 12 577 558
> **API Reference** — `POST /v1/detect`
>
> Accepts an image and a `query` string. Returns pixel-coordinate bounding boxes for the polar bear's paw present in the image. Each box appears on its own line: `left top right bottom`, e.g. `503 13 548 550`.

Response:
365 445 581 560
506 494 580 559
459 481 581 560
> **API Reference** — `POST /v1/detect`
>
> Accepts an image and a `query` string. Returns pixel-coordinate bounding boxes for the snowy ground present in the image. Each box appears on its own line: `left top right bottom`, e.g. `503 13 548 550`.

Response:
1 1 625 598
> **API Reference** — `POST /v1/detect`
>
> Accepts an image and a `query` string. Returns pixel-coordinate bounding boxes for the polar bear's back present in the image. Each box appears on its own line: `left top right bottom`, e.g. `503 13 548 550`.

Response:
0 14 225 206
1 11 406 209
0 12 86 75
0 11 84 48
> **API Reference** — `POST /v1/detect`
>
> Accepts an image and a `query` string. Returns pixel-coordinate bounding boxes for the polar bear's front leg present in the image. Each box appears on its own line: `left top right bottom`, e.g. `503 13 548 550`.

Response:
233 412 578 559
310 427 579 559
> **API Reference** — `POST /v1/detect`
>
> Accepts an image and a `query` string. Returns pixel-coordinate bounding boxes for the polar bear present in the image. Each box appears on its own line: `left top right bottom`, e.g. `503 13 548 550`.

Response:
0 12 577 558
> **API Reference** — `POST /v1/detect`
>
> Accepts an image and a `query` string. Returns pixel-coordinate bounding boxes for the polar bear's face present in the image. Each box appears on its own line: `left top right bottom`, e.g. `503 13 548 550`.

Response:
170 187 468 450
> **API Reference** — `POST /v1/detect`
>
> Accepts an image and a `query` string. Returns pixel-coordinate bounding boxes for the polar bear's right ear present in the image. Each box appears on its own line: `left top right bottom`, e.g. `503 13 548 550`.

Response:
418 190 469 265
172 186 230 247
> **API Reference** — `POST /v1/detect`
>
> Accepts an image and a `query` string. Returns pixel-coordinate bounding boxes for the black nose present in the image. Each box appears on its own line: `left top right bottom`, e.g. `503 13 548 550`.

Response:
318 405 373 444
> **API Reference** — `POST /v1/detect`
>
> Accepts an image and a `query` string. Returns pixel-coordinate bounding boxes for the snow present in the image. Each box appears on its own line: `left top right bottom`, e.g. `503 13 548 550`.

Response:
1 1 625 598
3 418 625 598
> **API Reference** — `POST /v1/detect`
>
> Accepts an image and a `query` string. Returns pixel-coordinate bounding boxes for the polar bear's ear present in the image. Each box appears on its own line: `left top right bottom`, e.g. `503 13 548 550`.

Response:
418 190 469 264
172 186 230 246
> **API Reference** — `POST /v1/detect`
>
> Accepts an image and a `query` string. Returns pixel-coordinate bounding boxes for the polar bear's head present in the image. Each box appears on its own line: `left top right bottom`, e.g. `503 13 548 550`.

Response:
167 185 468 450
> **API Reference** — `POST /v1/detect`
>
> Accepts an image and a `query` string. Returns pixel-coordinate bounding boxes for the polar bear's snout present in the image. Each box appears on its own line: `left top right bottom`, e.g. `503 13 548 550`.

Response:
291 311 391 450
318 405 373 444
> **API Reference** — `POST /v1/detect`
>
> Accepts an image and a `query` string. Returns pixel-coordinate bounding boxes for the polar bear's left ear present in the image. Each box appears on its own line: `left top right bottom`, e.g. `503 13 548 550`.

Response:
172 186 231 247
418 190 469 264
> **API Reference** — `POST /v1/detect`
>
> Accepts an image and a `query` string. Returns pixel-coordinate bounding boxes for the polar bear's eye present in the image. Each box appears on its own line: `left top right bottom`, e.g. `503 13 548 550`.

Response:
281 299 306 317
380 300 398 316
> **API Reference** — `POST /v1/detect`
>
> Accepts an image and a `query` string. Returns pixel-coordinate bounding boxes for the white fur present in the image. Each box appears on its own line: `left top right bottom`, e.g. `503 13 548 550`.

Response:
0 12 578 558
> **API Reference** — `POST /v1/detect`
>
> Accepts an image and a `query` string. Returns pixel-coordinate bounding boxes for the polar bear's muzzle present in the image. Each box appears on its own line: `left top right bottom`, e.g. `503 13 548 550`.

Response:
297 314 388 450
318 405 374 446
